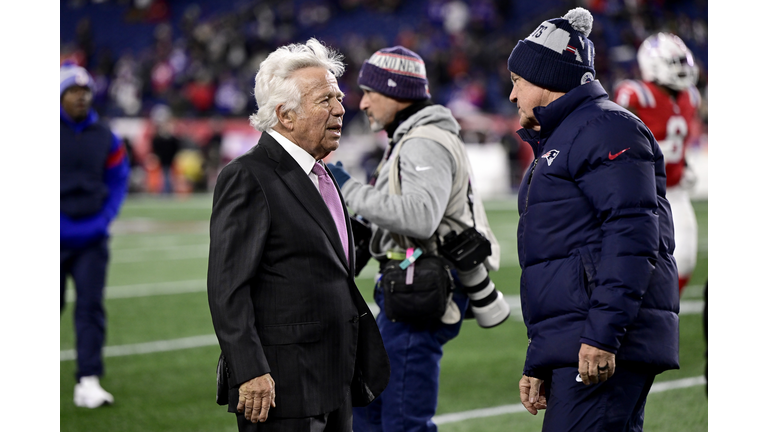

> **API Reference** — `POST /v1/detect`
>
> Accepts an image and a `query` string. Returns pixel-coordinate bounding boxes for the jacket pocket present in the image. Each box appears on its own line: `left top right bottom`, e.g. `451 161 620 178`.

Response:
523 255 590 325
577 246 598 299
260 322 321 346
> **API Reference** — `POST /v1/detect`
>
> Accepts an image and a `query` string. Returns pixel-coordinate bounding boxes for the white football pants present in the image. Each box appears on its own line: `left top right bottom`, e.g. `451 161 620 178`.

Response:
667 185 698 286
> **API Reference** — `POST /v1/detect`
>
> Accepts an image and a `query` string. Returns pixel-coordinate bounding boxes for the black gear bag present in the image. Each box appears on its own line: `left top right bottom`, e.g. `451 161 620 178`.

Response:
379 253 454 324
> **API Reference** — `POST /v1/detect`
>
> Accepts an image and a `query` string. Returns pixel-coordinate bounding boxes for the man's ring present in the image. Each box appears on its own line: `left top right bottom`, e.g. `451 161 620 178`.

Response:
598 364 609 371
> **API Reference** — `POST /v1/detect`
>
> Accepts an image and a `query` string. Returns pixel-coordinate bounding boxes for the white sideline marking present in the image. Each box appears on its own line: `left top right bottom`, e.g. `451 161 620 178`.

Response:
60 335 218 361
434 405 529 424
679 300 704 315
65 279 206 303
648 375 706 393
432 375 706 425
111 244 209 263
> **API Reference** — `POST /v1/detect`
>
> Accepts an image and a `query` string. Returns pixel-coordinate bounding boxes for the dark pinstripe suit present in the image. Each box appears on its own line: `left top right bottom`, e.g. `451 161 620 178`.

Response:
207 133 389 423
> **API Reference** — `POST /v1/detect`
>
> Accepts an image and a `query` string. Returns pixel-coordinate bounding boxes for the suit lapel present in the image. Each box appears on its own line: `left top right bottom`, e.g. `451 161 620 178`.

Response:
259 135 351 272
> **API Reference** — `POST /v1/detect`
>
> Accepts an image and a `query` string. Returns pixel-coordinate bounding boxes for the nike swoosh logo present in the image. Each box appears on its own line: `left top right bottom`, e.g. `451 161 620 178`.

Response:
415 166 432 171
608 147 630 160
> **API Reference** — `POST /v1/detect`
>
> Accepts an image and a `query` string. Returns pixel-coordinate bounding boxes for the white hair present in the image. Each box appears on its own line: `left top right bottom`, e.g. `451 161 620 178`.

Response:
249 38 345 131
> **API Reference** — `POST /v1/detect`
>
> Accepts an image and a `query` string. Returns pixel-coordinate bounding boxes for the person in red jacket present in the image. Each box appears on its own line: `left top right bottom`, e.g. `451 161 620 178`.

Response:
60 62 129 408
614 32 701 295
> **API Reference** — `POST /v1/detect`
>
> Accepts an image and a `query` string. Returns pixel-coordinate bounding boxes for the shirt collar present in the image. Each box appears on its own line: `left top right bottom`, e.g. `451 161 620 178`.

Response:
266 129 318 175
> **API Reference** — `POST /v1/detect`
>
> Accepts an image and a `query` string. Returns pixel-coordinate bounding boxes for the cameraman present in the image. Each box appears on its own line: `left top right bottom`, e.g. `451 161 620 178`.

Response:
327 46 506 432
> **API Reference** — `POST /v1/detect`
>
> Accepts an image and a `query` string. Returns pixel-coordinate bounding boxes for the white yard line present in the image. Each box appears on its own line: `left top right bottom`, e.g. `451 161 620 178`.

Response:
65 279 207 303
111 245 210 263
60 335 218 361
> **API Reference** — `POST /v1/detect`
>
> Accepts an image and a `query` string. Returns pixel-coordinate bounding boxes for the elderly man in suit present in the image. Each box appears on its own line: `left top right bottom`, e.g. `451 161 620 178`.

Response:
207 38 389 432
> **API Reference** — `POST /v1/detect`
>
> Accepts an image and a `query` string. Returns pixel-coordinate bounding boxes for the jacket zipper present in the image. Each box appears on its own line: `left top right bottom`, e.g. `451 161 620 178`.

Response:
524 156 539 212
520 144 540 327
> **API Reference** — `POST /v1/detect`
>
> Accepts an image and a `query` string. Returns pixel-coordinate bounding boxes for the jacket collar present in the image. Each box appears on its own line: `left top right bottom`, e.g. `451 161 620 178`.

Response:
60 106 98 133
531 80 608 138
385 99 433 138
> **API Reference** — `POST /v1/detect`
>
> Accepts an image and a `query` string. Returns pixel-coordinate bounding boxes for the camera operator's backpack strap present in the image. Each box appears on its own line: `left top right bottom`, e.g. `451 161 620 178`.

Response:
388 125 500 271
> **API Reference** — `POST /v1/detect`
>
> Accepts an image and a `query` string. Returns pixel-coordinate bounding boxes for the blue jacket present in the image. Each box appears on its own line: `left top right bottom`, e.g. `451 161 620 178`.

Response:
60 107 129 249
516 81 679 378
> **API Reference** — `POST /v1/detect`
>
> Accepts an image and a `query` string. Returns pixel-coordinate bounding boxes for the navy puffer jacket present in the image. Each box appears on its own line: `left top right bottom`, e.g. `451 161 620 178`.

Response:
516 81 679 379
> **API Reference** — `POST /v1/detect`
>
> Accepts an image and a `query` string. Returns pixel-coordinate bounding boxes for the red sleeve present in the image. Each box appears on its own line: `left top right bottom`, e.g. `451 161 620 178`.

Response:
614 81 641 110
106 142 127 169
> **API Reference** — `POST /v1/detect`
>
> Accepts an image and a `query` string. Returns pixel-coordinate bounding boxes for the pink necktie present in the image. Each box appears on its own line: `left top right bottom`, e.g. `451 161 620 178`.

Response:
312 161 349 264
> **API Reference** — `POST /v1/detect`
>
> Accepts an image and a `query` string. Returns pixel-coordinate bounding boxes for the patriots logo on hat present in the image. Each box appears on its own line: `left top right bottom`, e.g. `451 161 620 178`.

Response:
541 149 560 166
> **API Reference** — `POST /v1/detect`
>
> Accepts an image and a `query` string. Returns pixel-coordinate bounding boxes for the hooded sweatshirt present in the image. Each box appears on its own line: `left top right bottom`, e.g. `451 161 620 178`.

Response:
341 103 499 282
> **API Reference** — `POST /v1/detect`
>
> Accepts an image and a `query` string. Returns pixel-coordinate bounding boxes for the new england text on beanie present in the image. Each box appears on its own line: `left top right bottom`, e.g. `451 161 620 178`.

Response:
507 7 596 93
358 46 430 101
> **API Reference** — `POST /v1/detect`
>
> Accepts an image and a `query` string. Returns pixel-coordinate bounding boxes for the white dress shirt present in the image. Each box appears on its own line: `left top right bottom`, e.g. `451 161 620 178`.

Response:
266 128 321 190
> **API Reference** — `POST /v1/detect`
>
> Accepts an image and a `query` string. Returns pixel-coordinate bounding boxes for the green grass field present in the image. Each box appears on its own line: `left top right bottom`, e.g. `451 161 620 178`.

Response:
60 195 708 431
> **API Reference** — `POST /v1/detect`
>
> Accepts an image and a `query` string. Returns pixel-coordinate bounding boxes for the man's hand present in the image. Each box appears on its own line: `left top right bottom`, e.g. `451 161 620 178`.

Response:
326 161 351 188
237 373 276 423
578 343 616 385
519 375 547 415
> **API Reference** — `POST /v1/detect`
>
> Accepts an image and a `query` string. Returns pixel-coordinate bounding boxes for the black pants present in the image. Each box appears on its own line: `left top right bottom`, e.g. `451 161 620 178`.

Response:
61 238 110 381
541 365 656 432
236 389 352 432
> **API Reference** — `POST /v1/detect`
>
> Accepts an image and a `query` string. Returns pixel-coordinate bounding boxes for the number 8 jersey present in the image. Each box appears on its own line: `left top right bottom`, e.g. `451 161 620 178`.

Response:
613 79 701 187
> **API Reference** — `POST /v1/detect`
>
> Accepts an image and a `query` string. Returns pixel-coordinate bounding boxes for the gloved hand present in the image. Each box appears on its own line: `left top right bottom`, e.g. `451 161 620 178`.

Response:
327 161 351 189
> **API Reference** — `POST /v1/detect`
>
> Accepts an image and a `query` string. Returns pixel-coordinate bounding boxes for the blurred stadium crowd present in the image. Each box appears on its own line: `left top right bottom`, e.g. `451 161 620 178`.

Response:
61 0 708 194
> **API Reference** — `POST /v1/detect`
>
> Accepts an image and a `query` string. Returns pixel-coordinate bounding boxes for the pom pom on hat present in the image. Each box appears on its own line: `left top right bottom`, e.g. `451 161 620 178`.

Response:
563 7 593 37
358 46 430 101
60 62 96 96
507 7 597 93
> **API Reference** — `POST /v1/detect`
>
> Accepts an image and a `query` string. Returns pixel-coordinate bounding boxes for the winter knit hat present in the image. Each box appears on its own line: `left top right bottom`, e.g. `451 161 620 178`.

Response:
507 7 596 93
358 46 430 100
60 62 96 96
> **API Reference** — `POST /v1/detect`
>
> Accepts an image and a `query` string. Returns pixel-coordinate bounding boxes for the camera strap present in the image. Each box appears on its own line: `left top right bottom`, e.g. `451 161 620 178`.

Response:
387 126 477 249
467 179 478 229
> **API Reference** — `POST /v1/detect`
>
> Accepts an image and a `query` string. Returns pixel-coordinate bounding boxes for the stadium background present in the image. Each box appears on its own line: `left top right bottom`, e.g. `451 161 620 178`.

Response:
59 0 709 431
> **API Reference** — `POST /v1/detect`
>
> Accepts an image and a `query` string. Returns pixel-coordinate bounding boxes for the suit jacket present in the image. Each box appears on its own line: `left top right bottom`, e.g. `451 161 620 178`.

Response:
207 133 389 418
